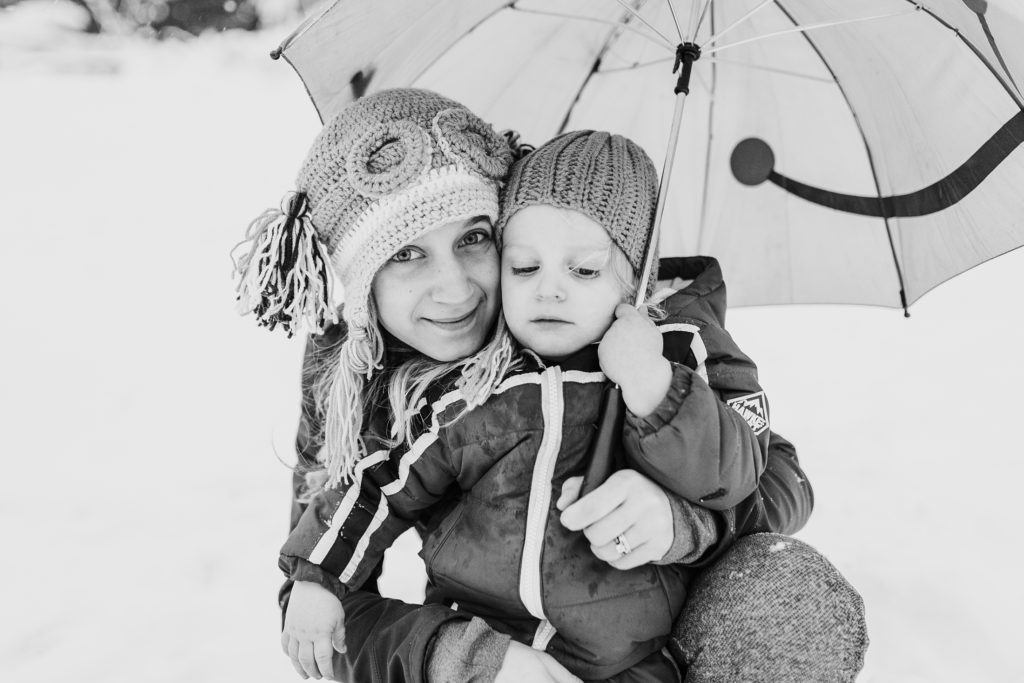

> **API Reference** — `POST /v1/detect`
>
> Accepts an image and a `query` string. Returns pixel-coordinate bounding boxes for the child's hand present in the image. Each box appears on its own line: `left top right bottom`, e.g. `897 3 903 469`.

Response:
496 641 582 683
598 303 672 417
281 580 346 680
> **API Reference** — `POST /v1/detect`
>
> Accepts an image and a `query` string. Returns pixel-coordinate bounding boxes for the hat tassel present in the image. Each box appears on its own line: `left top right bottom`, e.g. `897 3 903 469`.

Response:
233 192 337 336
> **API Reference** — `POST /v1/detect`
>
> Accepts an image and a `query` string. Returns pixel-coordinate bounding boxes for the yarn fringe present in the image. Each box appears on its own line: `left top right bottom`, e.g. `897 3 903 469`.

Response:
458 316 518 410
321 328 385 488
232 194 337 337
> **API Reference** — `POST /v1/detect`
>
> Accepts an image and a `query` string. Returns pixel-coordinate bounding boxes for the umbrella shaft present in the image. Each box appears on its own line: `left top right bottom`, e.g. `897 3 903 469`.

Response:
635 90 688 307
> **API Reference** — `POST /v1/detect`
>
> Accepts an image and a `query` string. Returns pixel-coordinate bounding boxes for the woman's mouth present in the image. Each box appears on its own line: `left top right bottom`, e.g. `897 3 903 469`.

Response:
425 306 479 332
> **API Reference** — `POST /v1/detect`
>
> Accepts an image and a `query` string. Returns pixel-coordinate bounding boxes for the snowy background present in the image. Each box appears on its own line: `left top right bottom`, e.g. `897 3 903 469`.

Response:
2 3 1023 681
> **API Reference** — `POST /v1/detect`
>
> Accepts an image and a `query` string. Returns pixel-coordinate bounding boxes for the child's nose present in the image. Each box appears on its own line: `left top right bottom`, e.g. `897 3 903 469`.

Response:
534 272 566 301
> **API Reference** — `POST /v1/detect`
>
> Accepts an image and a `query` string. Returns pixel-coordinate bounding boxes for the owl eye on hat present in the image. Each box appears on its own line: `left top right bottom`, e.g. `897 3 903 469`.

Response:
232 88 514 340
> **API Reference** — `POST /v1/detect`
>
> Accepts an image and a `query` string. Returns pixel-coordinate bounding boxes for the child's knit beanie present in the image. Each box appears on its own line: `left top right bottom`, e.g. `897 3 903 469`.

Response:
232 88 515 487
495 130 659 286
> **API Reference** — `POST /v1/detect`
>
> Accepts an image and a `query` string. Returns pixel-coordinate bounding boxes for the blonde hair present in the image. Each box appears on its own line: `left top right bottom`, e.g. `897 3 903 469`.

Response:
308 303 519 490
579 241 665 321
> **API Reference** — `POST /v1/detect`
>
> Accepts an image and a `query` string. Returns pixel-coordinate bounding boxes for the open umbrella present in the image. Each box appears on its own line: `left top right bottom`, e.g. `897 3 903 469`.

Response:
272 0 1024 314
270 0 1024 491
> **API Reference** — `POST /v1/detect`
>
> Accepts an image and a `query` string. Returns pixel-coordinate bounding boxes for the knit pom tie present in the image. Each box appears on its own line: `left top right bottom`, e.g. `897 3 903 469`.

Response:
232 191 338 337
321 325 385 488
458 316 518 410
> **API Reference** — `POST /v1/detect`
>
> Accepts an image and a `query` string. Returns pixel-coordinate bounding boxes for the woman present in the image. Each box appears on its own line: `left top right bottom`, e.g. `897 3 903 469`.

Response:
235 88 864 682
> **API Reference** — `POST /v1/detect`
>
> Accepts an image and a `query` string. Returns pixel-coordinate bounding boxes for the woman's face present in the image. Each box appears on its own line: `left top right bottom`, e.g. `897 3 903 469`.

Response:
372 217 500 362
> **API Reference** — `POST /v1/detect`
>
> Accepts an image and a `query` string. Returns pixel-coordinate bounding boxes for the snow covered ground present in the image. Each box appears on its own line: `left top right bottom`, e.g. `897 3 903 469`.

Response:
2 4 1023 682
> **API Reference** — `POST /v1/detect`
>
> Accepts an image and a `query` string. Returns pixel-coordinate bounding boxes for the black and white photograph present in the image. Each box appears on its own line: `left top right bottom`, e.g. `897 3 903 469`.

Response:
3 1 1024 681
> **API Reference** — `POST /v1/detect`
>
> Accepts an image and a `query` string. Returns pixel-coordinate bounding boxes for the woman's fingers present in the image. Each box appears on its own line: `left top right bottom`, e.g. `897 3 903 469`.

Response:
555 476 583 511
559 469 675 568
579 503 636 547
558 472 630 531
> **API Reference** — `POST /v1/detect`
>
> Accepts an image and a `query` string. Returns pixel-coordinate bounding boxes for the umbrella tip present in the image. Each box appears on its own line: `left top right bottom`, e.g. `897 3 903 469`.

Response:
270 47 283 60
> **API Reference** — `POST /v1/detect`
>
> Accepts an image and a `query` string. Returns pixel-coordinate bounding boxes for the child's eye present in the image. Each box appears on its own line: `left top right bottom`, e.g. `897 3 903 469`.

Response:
459 228 492 247
571 267 600 279
510 265 539 276
390 247 423 263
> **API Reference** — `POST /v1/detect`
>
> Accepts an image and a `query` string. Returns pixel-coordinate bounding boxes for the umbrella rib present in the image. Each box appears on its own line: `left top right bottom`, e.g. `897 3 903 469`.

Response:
772 0 909 313
693 0 713 39
703 9 921 56
512 5 675 51
683 0 702 41
696 1 718 252
612 0 677 49
596 54 830 83
704 57 834 83
699 0 774 50
665 0 684 41
898 0 1024 110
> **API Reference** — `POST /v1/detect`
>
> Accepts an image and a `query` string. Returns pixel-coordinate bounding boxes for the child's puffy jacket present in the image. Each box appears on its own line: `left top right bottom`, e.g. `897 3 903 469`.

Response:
281 255 771 679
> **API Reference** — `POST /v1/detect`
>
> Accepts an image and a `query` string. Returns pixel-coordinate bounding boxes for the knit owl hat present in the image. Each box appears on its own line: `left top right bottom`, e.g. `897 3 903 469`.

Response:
233 88 516 485
496 130 660 292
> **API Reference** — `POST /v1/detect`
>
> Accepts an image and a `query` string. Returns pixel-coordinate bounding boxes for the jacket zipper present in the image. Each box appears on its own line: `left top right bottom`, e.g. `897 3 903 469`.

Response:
518 366 564 625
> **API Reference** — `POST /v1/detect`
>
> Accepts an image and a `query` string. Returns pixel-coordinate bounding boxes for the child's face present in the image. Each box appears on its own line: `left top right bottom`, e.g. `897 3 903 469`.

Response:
372 216 500 362
501 206 626 361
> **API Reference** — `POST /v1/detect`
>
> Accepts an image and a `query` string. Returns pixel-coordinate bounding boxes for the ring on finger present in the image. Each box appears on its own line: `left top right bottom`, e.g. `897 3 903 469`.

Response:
614 533 632 556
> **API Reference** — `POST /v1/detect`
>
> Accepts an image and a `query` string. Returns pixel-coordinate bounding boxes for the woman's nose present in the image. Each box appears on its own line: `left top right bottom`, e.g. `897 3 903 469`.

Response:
429 258 475 304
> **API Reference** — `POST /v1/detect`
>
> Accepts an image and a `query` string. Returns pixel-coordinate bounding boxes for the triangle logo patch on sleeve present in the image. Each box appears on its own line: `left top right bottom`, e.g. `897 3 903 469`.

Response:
726 391 770 435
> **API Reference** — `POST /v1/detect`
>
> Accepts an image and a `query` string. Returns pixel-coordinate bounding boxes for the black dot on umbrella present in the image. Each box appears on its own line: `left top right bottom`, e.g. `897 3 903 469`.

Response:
731 138 775 186
962 0 987 15
350 68 376 99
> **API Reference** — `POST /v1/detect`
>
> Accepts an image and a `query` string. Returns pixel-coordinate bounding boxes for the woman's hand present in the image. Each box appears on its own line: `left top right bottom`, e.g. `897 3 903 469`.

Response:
557 469 673 570
281 580 347 680
495 641 582 683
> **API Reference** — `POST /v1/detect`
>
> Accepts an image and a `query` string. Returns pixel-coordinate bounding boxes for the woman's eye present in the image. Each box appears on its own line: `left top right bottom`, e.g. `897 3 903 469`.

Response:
390 248 422 263
510 265 539 276
460 228 492 247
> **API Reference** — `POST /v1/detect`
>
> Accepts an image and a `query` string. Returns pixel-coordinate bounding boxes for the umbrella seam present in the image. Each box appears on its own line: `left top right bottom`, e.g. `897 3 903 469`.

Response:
554 0 653 136
772 0 908 312
899 0 1024 110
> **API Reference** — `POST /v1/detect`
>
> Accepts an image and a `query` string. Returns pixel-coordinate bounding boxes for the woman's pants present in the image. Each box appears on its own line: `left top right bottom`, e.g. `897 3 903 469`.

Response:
670 533 868 683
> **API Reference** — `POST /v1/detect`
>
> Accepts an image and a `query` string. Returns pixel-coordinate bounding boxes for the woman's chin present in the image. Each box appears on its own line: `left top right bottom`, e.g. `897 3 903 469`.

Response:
419 331 488 362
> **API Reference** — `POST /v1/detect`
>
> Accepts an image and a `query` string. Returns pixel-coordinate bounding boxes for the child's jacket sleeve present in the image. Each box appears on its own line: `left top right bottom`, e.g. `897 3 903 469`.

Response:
279 397 461 601
622 315 770 510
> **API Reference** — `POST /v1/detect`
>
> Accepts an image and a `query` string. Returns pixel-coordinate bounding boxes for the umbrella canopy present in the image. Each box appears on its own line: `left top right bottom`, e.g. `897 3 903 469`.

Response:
273 0 1024 311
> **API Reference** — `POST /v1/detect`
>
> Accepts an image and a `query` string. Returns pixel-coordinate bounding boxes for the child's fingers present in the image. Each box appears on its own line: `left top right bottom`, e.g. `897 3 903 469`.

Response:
314 637 336 680
555 476 583 511
287 637 309 679
613 302 640 320
332 626 347 654
541 654 584 683
298 640 323 679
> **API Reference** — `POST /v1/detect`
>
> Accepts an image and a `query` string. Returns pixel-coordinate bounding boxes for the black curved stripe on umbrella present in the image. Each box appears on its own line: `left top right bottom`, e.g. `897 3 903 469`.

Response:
730 110 1024 219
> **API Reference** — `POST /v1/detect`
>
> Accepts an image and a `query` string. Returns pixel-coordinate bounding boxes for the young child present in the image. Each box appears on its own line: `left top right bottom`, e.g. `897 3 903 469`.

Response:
277 129 772 681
